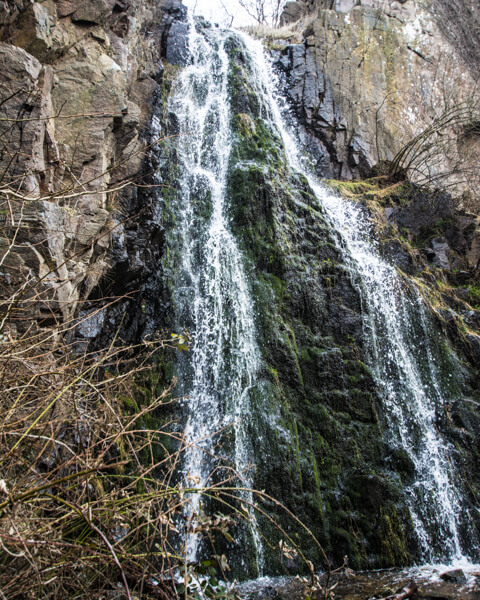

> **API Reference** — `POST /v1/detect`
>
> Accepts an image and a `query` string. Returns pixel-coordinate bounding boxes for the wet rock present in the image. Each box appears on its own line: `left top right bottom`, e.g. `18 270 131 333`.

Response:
165 18 190 65
274 42 343 178
390 191 455 239
440 569 467 584
158 2 189 64
430 237 451 269
381 239 415 273
238 577 305 600
463 310 480 330
239 569 480 600
221 35 417 571
465 334 480 364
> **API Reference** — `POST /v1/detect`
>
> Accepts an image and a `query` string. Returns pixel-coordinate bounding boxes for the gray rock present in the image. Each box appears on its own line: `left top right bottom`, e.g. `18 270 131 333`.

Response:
440 569 467 584
71 0 113 24
166 19 190 66
430 236 451 269
280 1 303 25
336 0 359 11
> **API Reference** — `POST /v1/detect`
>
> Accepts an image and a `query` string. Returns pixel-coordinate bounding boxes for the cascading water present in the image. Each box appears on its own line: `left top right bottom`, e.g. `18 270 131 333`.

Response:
235 31 478 563
165 8 478 569
311 194 467 562
167 17 263 570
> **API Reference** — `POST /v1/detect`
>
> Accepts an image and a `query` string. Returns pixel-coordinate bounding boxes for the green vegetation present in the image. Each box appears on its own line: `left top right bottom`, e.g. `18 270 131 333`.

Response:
468 284 480 308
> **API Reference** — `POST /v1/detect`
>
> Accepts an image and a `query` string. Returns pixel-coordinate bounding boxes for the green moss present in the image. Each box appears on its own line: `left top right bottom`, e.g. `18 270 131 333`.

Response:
231 116 286 170
160 63 181 109
232 113 256 138
468 284 480 308
120 395 139 412
378 506 411 567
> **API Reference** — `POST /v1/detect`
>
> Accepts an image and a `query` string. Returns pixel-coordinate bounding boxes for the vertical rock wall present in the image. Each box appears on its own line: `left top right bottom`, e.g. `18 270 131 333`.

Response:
277 0 479 196
0 0 185 329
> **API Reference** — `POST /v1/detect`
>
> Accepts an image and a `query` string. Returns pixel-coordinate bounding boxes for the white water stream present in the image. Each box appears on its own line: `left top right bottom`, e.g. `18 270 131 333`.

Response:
168 17 263 570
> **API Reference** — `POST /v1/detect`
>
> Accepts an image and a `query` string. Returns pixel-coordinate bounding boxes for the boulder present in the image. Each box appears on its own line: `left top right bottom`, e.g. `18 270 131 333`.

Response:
430 237 451 269
440 569 467 584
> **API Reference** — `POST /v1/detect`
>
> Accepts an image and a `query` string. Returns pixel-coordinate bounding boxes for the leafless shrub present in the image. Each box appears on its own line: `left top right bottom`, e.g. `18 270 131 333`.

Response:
236 0 287 27
389 98 480 207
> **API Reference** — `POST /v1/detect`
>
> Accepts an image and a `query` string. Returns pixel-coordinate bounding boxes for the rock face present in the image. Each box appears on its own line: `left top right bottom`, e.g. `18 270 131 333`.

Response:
281 0 411 24
0 0 187 329
276 0 479 196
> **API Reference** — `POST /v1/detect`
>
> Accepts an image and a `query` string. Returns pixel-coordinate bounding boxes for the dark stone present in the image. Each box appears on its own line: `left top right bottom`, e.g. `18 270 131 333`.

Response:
463 310 480 329
381 239 415 273
273 41 370 179
392 189 455 238
348 135 371 172
440 569 467 584
165 19 190 65
158 2 189 65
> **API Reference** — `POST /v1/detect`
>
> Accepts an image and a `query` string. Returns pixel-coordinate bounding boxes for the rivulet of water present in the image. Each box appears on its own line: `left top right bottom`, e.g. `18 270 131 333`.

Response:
167 16 263 571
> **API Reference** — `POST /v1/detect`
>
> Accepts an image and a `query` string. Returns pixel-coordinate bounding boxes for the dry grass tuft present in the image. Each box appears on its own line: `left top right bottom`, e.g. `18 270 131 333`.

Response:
0 319 188 599
242 12 318 45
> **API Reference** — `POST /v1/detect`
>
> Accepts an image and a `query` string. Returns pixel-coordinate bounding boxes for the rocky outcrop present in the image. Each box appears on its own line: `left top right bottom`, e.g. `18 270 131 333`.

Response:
0 0 187 330
275 0 479 196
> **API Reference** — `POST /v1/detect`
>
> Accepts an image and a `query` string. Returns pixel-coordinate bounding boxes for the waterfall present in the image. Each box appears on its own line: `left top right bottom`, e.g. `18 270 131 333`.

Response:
165 10 478 570
235 32 478 563
312 192 466 561
167 17 263 570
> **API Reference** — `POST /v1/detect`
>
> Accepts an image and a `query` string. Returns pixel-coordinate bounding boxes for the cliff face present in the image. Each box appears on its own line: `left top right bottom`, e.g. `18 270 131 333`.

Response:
0 0 186 330
277 0 480 201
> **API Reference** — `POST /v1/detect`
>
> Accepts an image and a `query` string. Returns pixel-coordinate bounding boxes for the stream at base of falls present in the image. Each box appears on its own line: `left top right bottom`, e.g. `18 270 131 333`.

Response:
238 565 480 600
